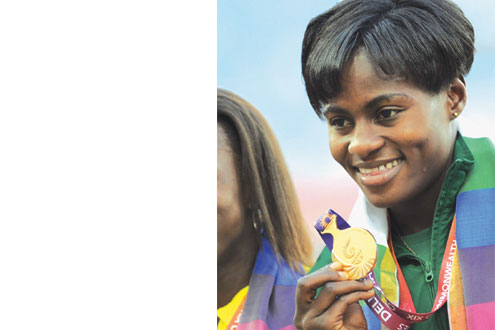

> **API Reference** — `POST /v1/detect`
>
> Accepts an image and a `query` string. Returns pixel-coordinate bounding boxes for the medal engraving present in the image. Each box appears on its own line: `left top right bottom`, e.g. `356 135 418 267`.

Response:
343 238 364 264
317 211 377 279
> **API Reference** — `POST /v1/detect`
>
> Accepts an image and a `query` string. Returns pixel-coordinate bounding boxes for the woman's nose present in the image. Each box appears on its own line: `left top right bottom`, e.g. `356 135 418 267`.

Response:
347 122 384 158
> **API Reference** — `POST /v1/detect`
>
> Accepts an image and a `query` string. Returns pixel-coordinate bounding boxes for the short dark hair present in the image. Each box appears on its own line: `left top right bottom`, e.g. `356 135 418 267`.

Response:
217 88 312 269
301 0 475 117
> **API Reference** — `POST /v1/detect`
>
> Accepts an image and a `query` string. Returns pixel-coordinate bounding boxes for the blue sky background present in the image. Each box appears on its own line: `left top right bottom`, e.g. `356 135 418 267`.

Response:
218 0 495 187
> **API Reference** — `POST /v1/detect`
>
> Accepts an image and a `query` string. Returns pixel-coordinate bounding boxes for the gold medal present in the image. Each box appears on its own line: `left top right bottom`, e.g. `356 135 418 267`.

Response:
317 213 377 279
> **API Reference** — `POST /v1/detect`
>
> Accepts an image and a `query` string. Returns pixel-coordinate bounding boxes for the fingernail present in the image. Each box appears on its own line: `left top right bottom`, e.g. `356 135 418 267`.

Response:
368 288 375 294
338 271 348 279
329 261 342 270
365 279 373 286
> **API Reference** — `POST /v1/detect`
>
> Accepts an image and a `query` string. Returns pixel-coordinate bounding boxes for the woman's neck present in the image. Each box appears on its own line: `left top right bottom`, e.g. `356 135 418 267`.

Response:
217 235 259 309
389 199 435 236
389 164 450 236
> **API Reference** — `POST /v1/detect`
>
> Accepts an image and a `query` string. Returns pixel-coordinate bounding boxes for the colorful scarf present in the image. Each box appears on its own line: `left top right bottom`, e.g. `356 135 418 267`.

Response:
237 236 304 330
345 136 495 329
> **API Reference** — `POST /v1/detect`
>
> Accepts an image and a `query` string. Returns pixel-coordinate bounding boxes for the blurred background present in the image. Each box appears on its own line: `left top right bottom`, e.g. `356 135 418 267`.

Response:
218 0 495 258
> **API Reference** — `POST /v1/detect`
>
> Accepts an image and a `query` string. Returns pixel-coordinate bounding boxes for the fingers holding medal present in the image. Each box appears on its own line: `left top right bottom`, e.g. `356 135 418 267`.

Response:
293 209 378 329
294 261 375 329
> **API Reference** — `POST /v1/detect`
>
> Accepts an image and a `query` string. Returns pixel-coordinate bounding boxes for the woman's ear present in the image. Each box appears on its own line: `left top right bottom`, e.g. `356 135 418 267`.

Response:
447 77 467 120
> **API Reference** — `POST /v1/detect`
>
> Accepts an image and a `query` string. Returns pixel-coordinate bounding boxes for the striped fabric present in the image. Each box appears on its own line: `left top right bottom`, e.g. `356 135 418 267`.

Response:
453 137 495 329
237 236 304 330
346 136 495 329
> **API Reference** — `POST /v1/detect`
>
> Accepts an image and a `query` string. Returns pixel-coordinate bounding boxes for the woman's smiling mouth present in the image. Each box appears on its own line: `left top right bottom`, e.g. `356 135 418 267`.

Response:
354 158 404 186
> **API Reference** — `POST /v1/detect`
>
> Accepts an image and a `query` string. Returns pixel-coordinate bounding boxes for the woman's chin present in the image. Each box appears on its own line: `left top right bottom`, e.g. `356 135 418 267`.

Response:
362 191 398 209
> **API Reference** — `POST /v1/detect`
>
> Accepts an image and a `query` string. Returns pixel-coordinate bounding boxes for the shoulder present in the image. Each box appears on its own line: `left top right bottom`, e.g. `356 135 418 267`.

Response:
462 136 495 154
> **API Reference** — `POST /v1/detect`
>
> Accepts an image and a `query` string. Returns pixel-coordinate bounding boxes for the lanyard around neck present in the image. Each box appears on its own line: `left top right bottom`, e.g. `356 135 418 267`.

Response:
364 215 457 329
313 209 457 330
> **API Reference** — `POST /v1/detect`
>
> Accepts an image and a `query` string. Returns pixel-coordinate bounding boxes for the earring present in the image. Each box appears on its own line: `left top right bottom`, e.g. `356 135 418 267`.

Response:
253 216 259 231
453 112 459 118
252 209 263 233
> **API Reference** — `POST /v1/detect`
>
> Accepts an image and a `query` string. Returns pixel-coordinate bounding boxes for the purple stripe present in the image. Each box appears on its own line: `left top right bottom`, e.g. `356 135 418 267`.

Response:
458 244 495 306
266 285 298 329
252 239 278 275
316 209 351 252
332 209 351 230
239 320 296 330
320 233 335 252
243 273 272 322
253 238 302 286
242 273 297 329
456 189 495 249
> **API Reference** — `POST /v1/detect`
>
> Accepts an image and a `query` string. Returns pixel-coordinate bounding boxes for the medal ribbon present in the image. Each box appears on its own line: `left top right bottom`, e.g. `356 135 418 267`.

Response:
363 215 457 330
314 210 457 330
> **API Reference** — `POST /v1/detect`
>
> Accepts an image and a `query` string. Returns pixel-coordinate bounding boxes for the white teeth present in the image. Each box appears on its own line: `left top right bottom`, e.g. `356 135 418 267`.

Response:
358 159 402 174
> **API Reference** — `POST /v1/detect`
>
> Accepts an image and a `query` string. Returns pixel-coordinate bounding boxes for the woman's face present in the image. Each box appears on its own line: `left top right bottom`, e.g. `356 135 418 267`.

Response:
217 123 246 263
324 51 459 208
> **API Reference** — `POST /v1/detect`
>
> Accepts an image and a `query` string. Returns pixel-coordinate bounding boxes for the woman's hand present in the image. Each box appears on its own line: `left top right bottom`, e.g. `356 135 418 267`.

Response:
294 262 375 330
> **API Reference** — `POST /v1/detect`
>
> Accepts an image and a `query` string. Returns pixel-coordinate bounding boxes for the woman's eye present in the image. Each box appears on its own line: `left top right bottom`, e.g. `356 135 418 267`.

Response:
378 109 400 120
329 117 352 128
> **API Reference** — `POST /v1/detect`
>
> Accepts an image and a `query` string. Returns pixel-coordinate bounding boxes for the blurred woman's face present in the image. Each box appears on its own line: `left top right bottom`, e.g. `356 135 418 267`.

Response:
217 123 246 264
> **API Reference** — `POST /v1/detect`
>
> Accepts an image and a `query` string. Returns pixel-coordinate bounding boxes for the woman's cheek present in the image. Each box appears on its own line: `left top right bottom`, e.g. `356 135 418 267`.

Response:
329 137 348 168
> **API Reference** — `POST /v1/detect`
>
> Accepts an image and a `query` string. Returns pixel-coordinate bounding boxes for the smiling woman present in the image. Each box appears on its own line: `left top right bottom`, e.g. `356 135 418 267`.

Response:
294 1 495 330
325 50 463 222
